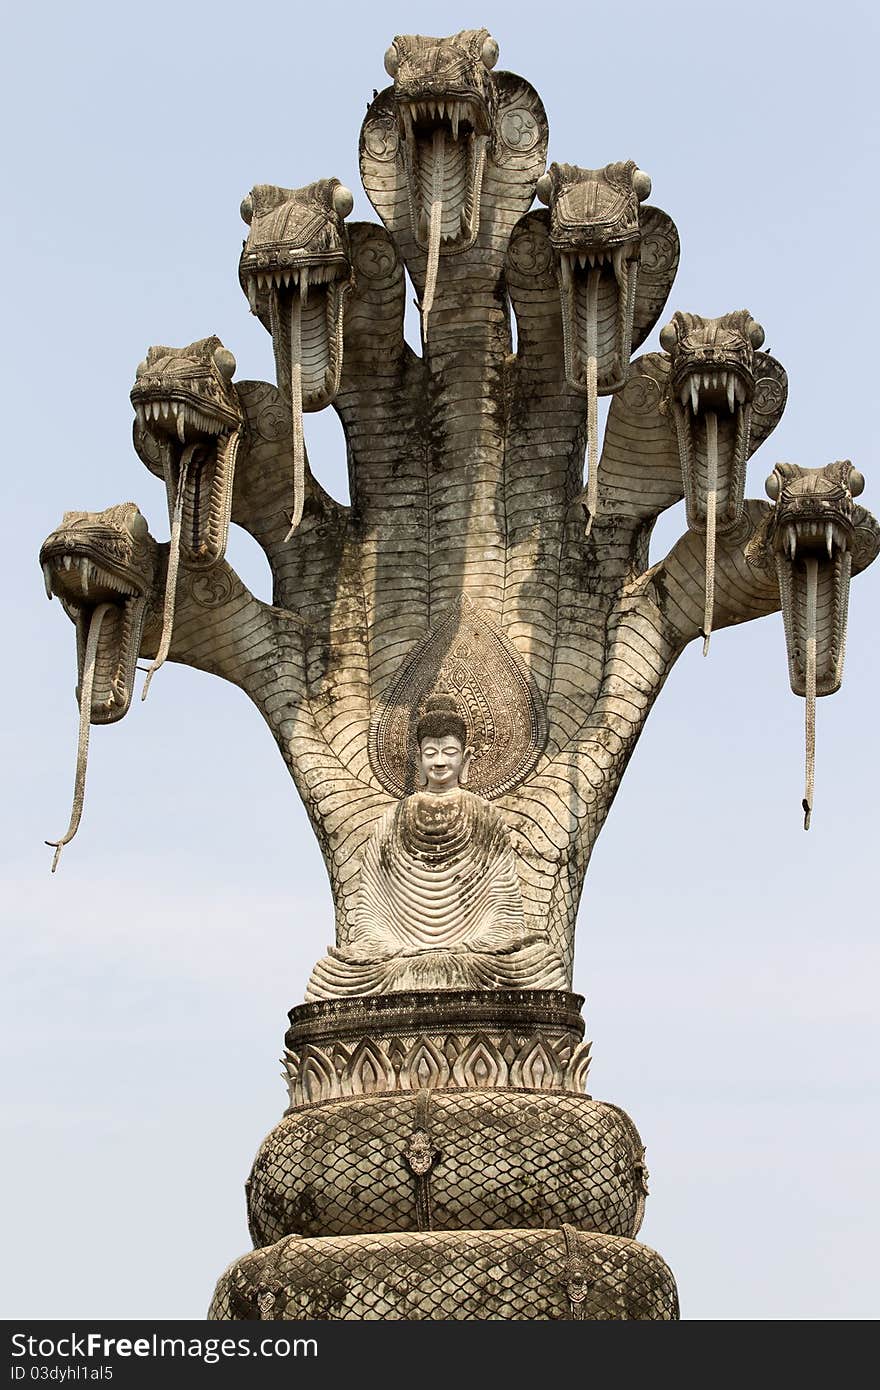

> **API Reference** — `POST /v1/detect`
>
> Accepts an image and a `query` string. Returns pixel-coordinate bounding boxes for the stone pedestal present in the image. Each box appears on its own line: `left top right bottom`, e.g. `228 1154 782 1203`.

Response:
209 991 679 1321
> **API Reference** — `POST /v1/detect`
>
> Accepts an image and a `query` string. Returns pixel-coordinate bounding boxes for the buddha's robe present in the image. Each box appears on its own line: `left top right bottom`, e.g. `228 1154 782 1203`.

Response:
306 789 567 998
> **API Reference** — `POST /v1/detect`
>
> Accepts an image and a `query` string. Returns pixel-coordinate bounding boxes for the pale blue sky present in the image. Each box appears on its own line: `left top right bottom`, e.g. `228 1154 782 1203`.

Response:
2 0 878 1320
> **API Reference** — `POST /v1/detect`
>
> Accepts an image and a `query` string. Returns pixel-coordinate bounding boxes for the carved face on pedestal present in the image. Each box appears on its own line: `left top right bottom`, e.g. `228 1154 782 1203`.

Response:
417 734 473 794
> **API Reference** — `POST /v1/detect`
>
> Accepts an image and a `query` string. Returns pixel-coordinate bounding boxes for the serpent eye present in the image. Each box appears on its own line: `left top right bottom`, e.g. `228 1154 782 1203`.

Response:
535 172 552 206
633 168 652 201
127 511 149 541
240 193 253 226
748 319 765 349
135 358 149 380
332 184 354 219
213 347 236 382
849 467 865 498
764 472 781 501
384 43 399 77
659 321 677 353
481 36 499 69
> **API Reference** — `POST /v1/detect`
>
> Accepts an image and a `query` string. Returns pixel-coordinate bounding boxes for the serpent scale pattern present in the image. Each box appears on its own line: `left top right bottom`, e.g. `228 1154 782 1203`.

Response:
247 1089 647 1244
208 1227 678 1321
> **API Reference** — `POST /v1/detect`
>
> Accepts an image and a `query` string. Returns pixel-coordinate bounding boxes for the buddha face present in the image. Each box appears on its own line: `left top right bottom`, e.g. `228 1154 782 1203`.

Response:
418 734 472 793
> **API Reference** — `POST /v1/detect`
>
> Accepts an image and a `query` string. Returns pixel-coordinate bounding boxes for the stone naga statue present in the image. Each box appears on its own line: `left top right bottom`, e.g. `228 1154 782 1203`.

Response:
39 22 880 1325
41 27 878 972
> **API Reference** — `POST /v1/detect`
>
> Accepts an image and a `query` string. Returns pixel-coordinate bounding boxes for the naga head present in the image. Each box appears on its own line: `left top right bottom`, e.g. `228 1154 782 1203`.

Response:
766 460 863 570
766 460 863 699
239 179 354 409
131 336 243 695
41 503 159 870
384 28 499 256
239 179 355 537
660 310 769 652
40 502 158 724
764 461 866 828
131 335 243 568
661 309 765 532
536 160 653 394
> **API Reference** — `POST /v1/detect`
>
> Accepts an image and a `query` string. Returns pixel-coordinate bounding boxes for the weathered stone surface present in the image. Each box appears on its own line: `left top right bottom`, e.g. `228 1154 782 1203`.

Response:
40 25 879 956
309 694 570 995
208 1227 678 1321
282 989 590 1106
763 461 868 825
38 22 880 1322
237 178 355 537
247 1089 647 1244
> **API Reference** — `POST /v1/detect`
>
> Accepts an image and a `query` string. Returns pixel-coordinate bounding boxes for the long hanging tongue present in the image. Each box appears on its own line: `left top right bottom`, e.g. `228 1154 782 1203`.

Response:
702 411 719 656
142 443 196 699
284 293 305 542
802 556 818 830
45 601 113 872
421 128 446 342
583 268 601 534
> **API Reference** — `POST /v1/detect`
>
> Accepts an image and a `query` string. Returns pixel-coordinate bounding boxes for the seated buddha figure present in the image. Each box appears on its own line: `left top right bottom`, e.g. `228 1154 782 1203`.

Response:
306 694 567 997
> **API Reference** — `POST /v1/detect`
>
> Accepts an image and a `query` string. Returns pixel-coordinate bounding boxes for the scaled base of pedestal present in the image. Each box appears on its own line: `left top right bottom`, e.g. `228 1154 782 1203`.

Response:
248 1088 647 1244
212 990 677 1322
209 1228 679 1321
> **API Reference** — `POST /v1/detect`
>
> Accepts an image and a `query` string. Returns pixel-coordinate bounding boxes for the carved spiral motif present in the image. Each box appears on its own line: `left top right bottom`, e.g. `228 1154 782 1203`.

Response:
619 373 662 415
247 383 290 442
499 107 540 153
189 570 234 608
752 376 786 416
353 238 398 281
363 120 400 162
639 229 678 276
507 226 554 279
132 421 165 479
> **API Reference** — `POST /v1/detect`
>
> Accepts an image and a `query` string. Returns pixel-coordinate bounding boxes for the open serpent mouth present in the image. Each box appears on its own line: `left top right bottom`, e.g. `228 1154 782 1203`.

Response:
397 103 488 337
767 461 864 828
384 30 499 336
556 245 639 391
539 163 652 397
241 241 350 422
40 505 155 869
399 96 489 248
132 360 240 567
239 181 354 539
131 338 242 694
670 360 754 527
662 311 765 652
537 161 652 531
